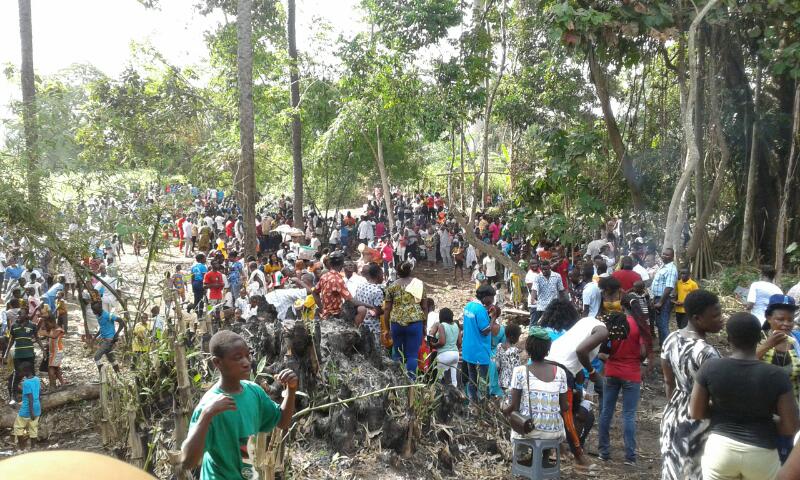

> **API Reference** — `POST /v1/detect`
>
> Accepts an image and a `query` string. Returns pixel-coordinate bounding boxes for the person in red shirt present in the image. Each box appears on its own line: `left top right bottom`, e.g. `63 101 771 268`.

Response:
203 262 225 303
380 237 394 276
433 192 445 211
224 217 235 239
488 221 500 245
552 252 570 289
597 296 651 465
176 215 186 250
312 253 370 320
611 256 642 292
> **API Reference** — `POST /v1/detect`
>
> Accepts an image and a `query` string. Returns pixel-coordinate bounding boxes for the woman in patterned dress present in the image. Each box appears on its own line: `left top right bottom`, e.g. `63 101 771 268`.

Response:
660 290 724 480
501 327 567 467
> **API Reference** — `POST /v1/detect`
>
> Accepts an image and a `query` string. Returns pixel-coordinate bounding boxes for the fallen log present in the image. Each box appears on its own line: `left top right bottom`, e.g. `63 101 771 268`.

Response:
0 383 100 428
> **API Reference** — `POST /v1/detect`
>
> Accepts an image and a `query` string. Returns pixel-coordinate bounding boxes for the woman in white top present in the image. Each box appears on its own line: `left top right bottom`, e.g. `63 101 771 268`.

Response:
747 265 783 324
502 327 567 469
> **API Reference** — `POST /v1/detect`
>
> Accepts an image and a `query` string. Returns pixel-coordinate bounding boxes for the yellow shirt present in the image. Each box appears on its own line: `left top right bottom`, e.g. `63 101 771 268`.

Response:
216 239 228 259
675 278 699 313
132 323 150 353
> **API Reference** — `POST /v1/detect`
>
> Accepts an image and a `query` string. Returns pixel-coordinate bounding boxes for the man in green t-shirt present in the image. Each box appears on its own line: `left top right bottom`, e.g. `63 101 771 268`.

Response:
181 330 298 479
2 309 44 404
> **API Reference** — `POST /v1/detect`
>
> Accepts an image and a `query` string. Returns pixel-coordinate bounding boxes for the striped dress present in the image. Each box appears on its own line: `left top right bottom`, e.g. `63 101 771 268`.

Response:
659 331 720 480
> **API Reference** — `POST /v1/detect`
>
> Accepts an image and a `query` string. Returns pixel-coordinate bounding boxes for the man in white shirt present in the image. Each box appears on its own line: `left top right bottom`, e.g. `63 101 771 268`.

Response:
581 265 602 318
329 227 340 249
182 217 194 257
746 265 784 324
524 259 540 310
344 262 368 297
632 261 649 283
357 217 374 245
309 233 322 252
483 255 497 283
98 266 119 314
439 227 452 268
530 261 566 323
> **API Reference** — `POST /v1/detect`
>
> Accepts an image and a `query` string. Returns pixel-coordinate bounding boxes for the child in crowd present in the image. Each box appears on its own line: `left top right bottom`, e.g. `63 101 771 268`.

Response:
39 315 67 390
180 330 299 479
472 263 487 290
673 267 699 329
13 363 41 450
235 288 250 319
452 241 465 281
495 323 522 397
631 280 655 343
494 282 506 309
55 290 69 333
172 264 186 306
132 313 150 361
161 270 175 318
151 305 165 336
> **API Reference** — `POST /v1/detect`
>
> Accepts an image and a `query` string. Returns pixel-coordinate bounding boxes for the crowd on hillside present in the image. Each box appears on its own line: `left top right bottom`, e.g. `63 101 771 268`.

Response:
3 184 800 479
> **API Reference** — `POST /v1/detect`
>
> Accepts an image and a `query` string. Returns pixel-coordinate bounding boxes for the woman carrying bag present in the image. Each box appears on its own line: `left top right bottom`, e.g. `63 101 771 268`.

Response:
502 327 568 465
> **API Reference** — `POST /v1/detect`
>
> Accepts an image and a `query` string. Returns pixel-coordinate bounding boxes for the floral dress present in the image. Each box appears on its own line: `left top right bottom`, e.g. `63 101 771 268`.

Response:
659 331 720 480
385 283 423 326
510 364 567 440
496 343 521 390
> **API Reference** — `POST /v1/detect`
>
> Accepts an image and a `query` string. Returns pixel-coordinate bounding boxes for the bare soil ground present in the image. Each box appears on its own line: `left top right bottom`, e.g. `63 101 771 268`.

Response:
2 247 670 479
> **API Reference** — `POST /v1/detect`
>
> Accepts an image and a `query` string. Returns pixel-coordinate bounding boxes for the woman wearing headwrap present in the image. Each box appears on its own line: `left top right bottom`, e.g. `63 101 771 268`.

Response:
501 327 568 468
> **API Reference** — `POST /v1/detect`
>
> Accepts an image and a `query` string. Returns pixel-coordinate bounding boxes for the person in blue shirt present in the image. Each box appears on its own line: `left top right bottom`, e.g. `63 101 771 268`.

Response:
42 275 65 312
13 363 41 449
189 254 208 314
462 284 500 402
91 302 127 375
4 261 24 296
340 223 350 250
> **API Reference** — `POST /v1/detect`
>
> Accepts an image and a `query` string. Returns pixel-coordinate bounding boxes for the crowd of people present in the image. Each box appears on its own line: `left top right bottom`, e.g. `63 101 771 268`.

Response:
3 184 800 480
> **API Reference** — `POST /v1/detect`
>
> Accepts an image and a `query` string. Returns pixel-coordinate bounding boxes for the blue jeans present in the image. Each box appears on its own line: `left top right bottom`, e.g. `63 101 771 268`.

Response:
598 376 641 462
391 321 423 377
655 296 672 347
465 362 490 402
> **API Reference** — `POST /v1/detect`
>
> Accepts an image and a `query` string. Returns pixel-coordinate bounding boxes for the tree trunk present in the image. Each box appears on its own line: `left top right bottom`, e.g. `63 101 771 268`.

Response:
588 46 644 211
663 0 721 250
0 384 100 428
288 0 304 228
373 125 395 230
775 81 800 280
18 0 39 202
447 126 455 202
451 207 524 277
236 0 258 258
479 0 507 209
172 306 193 479
460 124 466 211
694 28 706 216
741 68 761 264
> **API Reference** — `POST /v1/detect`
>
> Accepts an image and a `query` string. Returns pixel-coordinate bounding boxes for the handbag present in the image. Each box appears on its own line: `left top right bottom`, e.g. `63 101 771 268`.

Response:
508 365 535 435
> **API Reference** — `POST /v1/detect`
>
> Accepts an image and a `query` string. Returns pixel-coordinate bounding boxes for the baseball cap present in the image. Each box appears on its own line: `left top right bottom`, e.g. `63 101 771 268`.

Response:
766 294 799 317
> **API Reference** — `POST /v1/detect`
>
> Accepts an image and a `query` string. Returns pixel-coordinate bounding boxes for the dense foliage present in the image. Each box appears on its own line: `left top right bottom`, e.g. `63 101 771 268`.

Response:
3 0 800 267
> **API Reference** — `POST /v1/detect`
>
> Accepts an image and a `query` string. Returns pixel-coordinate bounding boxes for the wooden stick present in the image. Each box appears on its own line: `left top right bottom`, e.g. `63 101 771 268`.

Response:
292 383 425 421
